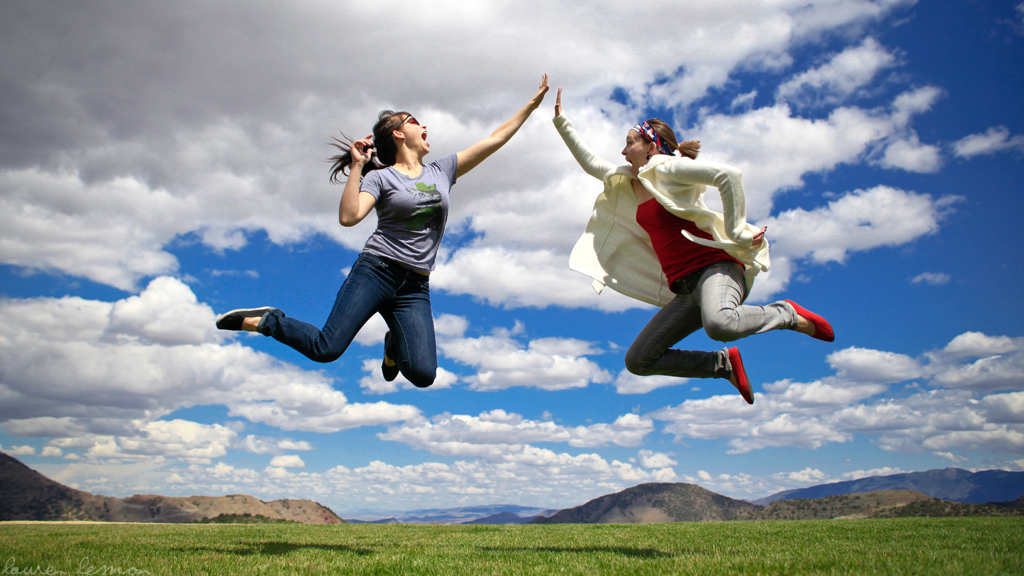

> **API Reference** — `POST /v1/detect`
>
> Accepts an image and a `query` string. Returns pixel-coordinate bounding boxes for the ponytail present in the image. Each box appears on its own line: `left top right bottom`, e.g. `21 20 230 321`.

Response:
677 140 701 160
327 110 411 184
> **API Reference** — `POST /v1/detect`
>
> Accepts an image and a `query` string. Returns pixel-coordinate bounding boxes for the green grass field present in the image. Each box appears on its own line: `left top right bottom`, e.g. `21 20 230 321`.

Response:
1 518 1022 575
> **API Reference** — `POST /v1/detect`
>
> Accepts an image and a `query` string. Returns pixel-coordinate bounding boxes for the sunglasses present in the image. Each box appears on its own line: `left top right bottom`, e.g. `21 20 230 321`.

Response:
395 115 419 130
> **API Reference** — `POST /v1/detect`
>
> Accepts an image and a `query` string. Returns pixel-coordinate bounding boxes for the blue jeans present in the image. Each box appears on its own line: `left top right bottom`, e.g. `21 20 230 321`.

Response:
624 260 797 379
258 252 437 388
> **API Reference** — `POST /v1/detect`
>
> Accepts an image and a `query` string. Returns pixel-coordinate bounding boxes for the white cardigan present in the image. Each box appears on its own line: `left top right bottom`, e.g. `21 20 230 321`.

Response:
554 114 770 307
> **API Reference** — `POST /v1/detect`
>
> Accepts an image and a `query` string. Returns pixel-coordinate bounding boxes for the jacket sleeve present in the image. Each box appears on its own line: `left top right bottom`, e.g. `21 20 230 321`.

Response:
553 114 618 181
654 159 754 247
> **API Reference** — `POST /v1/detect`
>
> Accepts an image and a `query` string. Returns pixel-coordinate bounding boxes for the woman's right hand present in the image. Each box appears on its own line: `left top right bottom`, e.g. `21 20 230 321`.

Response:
554 88 562 118
751 225 767 248
350 134 374 165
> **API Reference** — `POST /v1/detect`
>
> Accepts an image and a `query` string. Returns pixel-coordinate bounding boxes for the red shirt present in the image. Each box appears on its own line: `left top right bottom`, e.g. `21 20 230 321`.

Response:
636 199 741 290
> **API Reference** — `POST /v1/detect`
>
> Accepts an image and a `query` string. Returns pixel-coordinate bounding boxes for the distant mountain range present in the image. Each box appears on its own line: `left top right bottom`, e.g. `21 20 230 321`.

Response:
5 451 1022 525
0 452 342 523
345 504 558 524
753 467 1024 506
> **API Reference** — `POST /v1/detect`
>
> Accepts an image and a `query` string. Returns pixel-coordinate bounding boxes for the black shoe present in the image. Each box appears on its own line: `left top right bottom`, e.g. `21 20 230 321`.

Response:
215 307 277 331
382 331 399 382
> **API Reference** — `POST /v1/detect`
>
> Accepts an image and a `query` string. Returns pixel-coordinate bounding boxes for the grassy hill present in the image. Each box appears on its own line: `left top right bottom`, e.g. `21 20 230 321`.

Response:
531 482 759 524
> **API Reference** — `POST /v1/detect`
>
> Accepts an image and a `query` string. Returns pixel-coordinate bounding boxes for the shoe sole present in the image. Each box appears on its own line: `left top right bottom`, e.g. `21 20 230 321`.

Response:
215 307 275 331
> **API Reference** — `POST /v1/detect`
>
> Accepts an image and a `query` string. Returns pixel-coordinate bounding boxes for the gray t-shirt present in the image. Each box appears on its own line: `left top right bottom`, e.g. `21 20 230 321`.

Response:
360 153 458 273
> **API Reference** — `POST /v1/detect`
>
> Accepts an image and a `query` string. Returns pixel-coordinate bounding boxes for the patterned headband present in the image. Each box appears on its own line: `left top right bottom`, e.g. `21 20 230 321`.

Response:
631 121 674 156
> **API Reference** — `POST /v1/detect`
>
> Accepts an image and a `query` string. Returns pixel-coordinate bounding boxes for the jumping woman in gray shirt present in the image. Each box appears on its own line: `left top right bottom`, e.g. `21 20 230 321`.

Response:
217 75 550 388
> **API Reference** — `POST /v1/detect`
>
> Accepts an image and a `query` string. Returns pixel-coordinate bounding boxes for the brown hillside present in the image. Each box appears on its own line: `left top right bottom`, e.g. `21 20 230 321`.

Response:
0 451 92 521
532 482 761 524
867 497 1024 518
0 452 343 524
751 490 934 520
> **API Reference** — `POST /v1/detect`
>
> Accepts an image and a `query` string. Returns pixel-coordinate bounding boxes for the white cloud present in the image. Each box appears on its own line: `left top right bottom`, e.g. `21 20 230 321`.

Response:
650 332 1024 459
106 276 225 345
378 410 654 459
4 445 36 456
942 332 1019 358
269 455 306 468
637 450 677 468
840 466 905 480
776 37 899 107
782 467 831 485
761 186 957 265
880 134 942 172
981 392 1024 424
952 126 1024 158
827 347 924 383
351 313 389 347
612 370 687 395
930 354 1024 391
238 435 314 455
910 272 950 286
437 327 613 391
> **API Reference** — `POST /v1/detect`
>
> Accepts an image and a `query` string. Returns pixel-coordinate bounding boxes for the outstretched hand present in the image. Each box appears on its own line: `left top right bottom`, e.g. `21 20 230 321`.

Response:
529 73 550 109
554 87 562 118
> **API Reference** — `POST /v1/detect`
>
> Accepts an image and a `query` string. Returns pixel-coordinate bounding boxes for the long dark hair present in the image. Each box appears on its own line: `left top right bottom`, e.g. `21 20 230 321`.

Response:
646 118 701 160
328 110 411 184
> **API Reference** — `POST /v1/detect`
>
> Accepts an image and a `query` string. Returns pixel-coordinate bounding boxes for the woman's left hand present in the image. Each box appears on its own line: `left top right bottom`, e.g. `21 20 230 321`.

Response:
752 225 767 248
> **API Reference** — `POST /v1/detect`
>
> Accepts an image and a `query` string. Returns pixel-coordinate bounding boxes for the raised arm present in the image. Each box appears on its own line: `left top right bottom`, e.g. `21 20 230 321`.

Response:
552 88 617 180
455 74 549 178
338 134 378 227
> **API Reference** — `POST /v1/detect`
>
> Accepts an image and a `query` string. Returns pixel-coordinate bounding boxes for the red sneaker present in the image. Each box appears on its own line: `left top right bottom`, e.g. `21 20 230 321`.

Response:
728 347 754 405
785 300 834 342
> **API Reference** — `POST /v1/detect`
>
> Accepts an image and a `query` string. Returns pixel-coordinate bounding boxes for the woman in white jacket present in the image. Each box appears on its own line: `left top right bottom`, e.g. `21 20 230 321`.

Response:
552 89 833 404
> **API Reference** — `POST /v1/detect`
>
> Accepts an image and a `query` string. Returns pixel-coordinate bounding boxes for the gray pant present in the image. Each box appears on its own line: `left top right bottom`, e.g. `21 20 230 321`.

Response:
624 261 797 380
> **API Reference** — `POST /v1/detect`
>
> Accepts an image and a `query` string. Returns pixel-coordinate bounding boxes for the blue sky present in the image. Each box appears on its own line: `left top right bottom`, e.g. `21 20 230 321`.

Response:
1 0 1023 517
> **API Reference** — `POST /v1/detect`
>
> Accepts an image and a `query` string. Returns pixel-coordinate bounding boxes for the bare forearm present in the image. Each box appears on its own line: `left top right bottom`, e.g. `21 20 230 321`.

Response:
339 163 365 226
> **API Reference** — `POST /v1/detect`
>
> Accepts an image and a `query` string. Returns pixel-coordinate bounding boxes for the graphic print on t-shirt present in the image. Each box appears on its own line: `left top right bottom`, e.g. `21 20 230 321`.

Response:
405 182 442 231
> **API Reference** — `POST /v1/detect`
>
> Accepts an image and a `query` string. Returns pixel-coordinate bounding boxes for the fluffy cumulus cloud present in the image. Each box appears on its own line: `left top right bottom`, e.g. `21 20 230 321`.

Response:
650 331 1024 459
637 450 678 468
45 442 678 510
776 37 900 107
763 185 953 267
378 410 654 460
826 347 924 383
437 324 613 391
613 370 687 395
0 277 422 454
